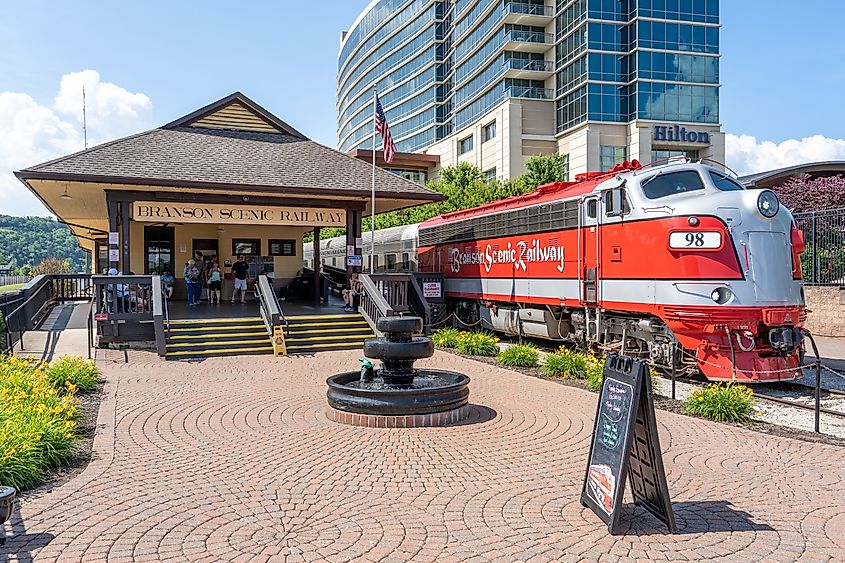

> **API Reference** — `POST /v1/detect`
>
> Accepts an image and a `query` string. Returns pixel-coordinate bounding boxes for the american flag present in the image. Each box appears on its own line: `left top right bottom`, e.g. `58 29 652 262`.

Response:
374 94 396 163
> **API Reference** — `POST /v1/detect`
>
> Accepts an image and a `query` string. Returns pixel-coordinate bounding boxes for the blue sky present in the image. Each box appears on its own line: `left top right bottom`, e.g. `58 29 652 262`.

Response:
1 0 844 216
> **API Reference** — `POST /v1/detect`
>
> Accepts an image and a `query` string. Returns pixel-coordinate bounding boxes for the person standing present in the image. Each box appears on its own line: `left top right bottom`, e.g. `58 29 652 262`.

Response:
207 263 222 304
184 259 201 306
194 251 206 301
231 255 249 304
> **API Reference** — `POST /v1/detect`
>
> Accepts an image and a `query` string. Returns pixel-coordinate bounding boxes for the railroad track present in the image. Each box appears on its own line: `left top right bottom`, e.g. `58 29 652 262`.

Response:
752 391 845 418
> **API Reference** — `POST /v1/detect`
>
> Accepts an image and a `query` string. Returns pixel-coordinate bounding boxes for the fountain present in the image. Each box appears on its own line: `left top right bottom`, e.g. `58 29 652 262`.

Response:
326 316 470 427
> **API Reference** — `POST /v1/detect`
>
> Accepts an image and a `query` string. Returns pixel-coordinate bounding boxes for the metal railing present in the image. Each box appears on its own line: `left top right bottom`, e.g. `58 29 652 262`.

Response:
504 2 554 17
504 58 554 73
504 29 554 45
256 274 286 355
506 85 554 100
794 208 845 286
2 274 92 352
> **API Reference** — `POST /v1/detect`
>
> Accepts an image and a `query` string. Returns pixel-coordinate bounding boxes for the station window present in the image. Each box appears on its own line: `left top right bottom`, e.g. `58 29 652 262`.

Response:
458 135 474 155
482 121 496 142
232 239 260 256
484 168 497 181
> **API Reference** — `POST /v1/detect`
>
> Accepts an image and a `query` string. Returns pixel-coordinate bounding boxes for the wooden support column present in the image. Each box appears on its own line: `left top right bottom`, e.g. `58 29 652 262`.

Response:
107 198 119 272
313 227 321 304
120 201 131 273
346 210 359 276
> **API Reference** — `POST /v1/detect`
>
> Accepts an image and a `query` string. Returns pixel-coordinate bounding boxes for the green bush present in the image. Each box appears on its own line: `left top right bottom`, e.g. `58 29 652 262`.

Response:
541 347 587 379
432 327 462 349
455 331 500 357
45 356 100 394
683 383 755 423
0 356 81 490
497 344 539 367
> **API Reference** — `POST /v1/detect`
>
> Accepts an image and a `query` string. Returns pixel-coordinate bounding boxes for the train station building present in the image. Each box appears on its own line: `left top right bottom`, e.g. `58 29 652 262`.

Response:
15 92 443 299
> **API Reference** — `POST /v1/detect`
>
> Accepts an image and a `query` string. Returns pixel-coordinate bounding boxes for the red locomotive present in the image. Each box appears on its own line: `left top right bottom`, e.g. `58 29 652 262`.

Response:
417 161 806 383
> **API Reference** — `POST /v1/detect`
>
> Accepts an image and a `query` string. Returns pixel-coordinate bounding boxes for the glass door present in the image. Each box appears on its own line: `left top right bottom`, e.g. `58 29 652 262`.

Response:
144 226 175 275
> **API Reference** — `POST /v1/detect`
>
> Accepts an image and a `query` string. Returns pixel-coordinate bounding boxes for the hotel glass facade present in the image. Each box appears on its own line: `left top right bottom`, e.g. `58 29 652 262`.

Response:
338 0 724 180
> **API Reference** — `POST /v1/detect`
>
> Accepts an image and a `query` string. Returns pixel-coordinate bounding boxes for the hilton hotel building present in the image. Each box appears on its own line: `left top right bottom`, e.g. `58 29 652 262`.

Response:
338 0 724 181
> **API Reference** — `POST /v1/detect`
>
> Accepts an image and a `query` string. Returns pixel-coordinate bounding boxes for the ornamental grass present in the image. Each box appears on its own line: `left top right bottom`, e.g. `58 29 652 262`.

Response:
497 344 540 368
683 383 755 423
0 355 100 490
432 327 462 349
455 331 500 357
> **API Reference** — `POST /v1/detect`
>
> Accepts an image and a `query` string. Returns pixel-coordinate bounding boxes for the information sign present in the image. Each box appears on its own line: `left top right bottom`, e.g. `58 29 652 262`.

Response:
108 232 119 245
347 255 363 267
108 249 120 262
422 282 442 299
581 354 676 534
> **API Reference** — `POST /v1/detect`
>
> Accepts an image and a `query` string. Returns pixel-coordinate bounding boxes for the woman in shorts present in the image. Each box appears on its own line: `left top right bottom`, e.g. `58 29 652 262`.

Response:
206 264 222 304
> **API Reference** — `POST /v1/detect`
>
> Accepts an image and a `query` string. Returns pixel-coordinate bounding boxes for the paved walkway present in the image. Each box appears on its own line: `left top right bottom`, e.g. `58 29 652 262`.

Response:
2 349 844 562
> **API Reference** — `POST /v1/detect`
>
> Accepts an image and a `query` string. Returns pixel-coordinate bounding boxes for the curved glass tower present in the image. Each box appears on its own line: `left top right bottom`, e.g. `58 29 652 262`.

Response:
338 0 724 179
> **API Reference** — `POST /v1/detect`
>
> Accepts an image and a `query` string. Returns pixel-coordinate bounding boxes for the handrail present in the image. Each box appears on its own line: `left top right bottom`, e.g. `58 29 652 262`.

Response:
407 275 432 334
86 292 96 359
256 275 287 356
151 276 166 357
358 274 396 335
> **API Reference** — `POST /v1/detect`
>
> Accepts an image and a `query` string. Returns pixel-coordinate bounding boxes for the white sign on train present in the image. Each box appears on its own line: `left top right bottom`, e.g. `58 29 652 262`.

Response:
668 231 722 250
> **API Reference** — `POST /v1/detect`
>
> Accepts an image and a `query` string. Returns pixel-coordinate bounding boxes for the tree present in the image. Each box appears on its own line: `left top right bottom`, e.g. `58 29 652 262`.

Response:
0 215 85 272
31 257 72 276
523 154 569 190
772 174 845 214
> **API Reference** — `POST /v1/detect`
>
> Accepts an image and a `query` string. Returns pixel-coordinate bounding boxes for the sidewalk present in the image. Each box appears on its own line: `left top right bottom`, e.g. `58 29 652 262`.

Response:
13 303 91 361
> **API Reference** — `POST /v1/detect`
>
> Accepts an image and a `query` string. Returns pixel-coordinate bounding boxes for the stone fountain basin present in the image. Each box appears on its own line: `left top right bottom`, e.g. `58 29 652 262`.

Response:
362 337 434 360
326 369 470 415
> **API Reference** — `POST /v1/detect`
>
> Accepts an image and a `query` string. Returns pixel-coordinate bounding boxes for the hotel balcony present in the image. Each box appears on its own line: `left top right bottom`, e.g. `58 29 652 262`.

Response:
506 85 554 101
503 2 555 26
503 58 554 80
503 29 555 53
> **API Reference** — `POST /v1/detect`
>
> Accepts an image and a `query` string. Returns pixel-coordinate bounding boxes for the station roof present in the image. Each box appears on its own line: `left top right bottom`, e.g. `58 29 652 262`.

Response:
738 161 845 188
15 92 444 249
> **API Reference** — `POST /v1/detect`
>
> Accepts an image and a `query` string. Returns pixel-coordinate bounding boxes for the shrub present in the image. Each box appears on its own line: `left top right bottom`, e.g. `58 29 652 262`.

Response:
0 356 81 490
432 327 462 349
497 344 539 367
45 356 100 394
455 331 500 357
541 347 587 379
683 383 755 423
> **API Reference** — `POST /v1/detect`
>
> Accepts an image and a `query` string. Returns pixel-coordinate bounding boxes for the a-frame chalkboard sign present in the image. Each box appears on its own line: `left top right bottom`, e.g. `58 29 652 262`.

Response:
580 353 677 535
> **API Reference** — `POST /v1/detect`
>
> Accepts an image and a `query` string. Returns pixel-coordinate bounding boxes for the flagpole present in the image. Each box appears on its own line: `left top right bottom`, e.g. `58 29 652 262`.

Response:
370 88 377 274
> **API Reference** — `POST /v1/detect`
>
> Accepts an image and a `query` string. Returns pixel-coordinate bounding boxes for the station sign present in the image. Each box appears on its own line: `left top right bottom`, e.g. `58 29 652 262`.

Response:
653 125 711 145
132 202 346 227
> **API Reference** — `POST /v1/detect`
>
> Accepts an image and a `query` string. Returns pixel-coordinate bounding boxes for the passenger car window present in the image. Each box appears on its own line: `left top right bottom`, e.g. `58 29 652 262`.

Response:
709 171 744 191
641 170 705 199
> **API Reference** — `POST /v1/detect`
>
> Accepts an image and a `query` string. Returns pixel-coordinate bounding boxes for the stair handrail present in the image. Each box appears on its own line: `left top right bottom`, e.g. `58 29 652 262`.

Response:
151 276 166 357
358 274 397 335
406 275 433 334
256 274 287 355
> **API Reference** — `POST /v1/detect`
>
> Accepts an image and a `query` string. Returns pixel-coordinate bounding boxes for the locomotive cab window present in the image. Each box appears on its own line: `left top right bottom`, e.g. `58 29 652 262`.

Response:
641 170 705 199
603 188 630 217
709 171 744 192
586 199 597 219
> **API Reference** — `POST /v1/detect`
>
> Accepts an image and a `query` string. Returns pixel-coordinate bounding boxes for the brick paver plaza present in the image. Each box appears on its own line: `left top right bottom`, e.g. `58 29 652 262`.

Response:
3 349 844 562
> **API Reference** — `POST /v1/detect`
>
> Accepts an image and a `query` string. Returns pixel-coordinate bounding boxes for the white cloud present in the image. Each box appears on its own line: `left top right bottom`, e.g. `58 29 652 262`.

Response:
726 133 845 176
0 71 152 216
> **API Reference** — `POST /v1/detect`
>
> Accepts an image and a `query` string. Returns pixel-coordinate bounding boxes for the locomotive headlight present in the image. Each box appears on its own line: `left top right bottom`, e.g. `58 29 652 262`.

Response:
757 190 779 218
710 287 733 304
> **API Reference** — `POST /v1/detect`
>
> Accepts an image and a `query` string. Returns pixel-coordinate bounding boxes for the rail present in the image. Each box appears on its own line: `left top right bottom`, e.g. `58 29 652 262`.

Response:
357 273 442 335
256 274 286 355
3 274 92 352
793 208 845 286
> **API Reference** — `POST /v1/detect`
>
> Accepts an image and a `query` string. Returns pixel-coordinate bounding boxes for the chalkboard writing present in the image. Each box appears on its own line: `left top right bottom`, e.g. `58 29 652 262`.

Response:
580 354 676 535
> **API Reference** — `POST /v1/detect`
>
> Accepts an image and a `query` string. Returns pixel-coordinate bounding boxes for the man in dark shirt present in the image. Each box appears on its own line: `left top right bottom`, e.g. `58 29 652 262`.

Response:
231 255 250 303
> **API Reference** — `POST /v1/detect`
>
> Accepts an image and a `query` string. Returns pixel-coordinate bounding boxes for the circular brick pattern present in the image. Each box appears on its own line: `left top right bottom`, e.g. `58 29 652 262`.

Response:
326 404 470 427
3 348 845 562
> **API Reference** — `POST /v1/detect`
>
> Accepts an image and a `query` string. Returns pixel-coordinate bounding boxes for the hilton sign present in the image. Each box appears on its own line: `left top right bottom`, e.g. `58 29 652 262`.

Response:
653 125 711 144
132 202 346 227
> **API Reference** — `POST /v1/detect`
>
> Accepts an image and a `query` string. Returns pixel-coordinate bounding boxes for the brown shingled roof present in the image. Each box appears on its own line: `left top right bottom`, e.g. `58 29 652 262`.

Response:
16 92 443 203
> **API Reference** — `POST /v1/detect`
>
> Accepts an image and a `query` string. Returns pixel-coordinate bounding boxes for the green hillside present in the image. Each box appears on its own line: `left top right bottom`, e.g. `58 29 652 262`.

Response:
0 215 86 274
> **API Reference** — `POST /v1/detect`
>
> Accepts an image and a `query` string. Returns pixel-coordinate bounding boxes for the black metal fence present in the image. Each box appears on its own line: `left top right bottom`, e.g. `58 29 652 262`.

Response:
794 208 845 286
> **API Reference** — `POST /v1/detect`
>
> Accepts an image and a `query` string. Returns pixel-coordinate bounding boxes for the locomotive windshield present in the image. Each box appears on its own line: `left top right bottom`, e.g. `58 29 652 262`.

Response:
709 171 745 191
641 170 705 199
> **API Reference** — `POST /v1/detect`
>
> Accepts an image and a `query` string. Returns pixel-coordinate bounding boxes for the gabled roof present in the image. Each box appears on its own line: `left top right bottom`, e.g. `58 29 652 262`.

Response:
16 92 442 203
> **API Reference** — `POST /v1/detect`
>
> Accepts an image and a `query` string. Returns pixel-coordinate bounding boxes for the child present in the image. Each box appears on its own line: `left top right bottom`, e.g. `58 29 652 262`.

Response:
207 264 222 304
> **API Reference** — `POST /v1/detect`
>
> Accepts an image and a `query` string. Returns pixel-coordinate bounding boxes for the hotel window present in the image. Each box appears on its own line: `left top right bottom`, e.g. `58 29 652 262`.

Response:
484 168 497 181
482 121 496 142
458 135 474 155
600 146 627 172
